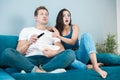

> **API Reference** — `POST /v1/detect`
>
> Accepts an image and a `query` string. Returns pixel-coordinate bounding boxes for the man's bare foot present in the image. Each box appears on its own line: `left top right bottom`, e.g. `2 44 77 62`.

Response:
35 68 46 73
87 62 104 69
87 64 93 69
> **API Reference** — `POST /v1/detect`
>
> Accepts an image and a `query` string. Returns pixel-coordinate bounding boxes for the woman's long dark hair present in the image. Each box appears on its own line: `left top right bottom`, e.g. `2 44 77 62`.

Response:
55 8 72 36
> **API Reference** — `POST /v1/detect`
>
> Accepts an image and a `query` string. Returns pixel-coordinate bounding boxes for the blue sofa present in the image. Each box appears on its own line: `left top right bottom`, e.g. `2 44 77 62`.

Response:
0 35 120 80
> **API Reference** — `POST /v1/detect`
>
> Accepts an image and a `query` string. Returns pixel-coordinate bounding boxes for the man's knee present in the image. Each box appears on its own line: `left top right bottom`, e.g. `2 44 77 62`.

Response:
62 49 76 62
1 48 17 59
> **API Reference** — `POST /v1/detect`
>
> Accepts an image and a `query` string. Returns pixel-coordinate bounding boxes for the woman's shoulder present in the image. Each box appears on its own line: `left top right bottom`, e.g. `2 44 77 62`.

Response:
72 24 79 29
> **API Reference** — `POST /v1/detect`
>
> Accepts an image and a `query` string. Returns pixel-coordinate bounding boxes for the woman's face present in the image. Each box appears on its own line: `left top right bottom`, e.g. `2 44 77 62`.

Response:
63 11 71 26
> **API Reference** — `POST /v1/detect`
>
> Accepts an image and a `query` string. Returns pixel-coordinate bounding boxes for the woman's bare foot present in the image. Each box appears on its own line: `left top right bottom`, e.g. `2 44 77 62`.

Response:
87 62 104 69
95 67 107 78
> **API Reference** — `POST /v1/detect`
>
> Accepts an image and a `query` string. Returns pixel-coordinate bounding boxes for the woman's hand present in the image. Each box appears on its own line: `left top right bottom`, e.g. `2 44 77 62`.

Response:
47 27 60 37
47 27 54 32
52 27 60 38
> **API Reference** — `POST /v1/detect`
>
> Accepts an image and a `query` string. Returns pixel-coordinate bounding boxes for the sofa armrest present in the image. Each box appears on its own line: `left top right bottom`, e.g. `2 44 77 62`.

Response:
0 68 15 80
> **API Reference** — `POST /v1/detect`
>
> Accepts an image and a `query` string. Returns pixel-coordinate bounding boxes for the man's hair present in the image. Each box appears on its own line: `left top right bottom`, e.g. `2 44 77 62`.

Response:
34 6 49 16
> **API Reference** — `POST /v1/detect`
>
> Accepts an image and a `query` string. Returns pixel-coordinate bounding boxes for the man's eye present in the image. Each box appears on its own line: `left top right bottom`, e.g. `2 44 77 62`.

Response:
40 13 43 15
45 13 48 16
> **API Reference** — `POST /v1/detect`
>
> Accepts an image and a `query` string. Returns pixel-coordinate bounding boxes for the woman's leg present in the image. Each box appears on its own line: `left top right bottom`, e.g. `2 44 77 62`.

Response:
77 33 107 78
76 33 96 63
0 48 42 73
70 59 86 69
70 33 95 69
71 33 103 69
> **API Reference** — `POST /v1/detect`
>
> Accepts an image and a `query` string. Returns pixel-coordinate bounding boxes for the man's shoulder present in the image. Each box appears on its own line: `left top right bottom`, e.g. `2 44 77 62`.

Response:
23 27 35 30
21 27 35 31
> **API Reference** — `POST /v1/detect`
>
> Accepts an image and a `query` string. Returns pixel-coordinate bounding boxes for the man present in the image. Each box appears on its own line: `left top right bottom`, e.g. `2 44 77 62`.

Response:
0 6 75 73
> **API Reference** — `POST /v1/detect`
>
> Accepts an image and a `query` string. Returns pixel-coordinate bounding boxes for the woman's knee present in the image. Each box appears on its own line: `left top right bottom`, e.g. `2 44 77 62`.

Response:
81 33 92 40
80 32 96 52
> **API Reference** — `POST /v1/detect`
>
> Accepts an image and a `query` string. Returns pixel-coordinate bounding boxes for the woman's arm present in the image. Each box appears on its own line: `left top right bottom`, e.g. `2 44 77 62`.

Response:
53 25 79 45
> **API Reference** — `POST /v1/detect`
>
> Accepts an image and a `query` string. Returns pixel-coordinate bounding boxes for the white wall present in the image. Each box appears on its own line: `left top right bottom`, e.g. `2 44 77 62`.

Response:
117 0 120 54
0 0 117 43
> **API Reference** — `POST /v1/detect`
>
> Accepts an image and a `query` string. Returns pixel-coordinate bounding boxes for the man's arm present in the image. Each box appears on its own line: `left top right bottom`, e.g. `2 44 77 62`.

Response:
16 40 31 54
54 41 65 53
43 41 65 58
16 34 38 54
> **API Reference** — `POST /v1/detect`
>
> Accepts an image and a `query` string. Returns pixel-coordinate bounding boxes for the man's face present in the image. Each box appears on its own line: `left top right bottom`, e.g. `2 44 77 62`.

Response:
35 9 49 25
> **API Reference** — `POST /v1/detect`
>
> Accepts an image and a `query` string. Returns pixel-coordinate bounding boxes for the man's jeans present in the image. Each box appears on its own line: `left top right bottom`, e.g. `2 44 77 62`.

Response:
0 48 75 73
71 33 97 69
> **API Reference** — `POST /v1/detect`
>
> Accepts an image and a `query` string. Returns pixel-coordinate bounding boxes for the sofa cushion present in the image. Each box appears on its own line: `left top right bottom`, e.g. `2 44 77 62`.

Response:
0 68 15 80
96 53 120 66
0 35 18 54
12 66 120 80
0 35 18 68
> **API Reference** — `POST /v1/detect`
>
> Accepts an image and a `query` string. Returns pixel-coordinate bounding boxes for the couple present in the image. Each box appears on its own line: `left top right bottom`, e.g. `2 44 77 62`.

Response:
0 6 107 78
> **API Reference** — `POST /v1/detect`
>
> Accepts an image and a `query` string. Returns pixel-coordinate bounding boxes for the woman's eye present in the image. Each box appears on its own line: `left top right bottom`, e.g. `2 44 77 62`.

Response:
68 14 70 17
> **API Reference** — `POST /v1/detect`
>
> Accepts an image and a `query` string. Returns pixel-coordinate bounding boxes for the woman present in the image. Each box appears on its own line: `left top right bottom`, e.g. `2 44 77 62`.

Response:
51 8 107 78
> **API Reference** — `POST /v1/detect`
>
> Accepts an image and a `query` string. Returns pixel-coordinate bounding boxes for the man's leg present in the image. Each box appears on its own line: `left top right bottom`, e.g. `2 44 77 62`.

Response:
0 48 38 73
40 49 75 71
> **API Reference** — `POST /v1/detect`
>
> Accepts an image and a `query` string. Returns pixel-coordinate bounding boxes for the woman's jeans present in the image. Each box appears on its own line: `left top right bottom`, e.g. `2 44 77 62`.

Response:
71 33 96 69
0 48 75 73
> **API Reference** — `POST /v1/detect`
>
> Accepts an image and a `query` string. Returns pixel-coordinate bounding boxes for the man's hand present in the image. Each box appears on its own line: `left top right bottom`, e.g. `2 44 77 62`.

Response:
43 48 56 58
28 34 38 45
16 34 38 54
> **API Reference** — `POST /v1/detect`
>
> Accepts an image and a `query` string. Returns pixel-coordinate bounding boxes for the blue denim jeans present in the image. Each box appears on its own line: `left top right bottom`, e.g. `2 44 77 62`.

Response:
0 48 75 73
71 33 96 69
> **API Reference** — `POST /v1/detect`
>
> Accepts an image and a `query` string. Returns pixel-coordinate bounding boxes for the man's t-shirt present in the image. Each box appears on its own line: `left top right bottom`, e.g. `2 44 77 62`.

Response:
19 27 60 57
